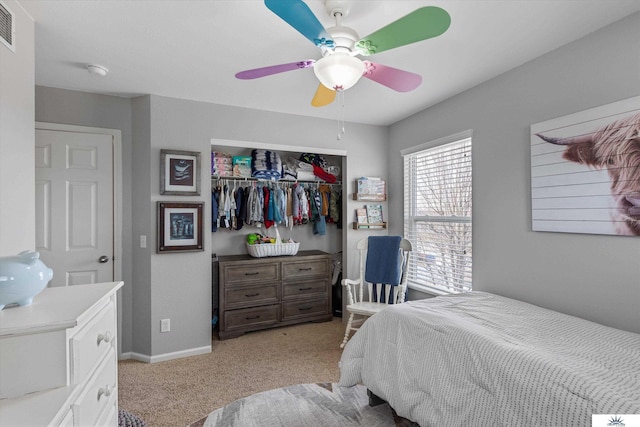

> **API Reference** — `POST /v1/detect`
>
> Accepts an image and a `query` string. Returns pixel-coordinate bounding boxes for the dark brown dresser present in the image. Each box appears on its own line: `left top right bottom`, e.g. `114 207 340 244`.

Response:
217 250 332 339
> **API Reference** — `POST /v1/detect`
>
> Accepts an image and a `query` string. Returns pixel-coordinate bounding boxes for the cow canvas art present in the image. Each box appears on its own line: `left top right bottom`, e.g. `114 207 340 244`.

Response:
530 96 640 236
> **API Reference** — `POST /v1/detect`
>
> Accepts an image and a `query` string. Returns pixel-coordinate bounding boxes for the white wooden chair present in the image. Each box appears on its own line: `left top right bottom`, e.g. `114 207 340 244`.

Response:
340 237 412 348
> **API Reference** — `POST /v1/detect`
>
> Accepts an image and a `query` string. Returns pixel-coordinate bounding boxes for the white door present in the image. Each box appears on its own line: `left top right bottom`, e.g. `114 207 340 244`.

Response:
35 127 114 286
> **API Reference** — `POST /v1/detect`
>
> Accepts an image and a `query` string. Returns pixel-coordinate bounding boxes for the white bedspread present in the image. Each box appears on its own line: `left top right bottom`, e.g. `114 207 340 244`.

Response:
338 292 640 426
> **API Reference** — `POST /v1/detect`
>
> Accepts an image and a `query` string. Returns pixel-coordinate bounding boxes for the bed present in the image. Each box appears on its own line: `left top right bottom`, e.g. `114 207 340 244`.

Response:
338 291 640 426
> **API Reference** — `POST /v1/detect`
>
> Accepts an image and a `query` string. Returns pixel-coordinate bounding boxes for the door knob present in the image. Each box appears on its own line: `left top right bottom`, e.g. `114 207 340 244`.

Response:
99 255 109 263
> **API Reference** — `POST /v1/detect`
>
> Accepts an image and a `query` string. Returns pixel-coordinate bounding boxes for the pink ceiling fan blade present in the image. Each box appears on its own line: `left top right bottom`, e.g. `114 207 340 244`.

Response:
362 61 422 92
236 60 315 79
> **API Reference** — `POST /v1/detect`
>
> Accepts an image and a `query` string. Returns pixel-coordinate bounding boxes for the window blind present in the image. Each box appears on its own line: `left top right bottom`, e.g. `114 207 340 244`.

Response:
404 138 472 294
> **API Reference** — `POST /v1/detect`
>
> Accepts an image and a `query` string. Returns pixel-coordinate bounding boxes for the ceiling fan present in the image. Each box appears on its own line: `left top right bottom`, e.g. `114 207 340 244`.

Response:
235 0 451 107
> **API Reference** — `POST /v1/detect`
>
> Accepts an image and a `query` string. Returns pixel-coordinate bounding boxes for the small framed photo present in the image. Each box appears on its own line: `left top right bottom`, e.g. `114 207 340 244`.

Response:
157 202 204 253
160 149 201 195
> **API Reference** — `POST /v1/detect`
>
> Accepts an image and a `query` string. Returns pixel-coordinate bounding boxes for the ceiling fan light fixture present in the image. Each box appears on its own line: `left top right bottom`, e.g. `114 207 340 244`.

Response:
313 53 364 91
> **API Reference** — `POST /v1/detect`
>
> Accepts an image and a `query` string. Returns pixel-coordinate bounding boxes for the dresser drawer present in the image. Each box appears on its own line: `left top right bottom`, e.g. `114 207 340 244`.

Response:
282 298 329 320
70 301 116 384
223 263 279 285
58 409 74 427
225 284 278 307
95 396 118 427
282 259 329 280
72 348 117 427
283 280 328 299
224 305 279 330
217 252 331 339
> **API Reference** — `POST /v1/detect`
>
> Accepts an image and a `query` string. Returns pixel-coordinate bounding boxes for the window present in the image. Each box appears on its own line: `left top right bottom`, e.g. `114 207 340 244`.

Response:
403 133 472 294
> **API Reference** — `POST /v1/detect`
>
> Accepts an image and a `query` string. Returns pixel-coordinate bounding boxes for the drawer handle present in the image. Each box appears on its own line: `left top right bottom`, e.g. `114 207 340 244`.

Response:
97 385 111 402
97 331 113 346
244 272 260 276
298 268 312 271
298 287 312 291
299 307 313 311
245 315 260 320
245 293 260 297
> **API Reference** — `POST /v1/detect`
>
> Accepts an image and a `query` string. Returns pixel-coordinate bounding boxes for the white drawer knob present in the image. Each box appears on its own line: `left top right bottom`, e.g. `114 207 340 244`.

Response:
97 331 112 345
97 385 111 401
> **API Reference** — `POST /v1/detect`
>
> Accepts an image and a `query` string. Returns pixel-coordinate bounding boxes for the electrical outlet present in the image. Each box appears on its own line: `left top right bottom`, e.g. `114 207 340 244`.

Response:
160 318 170 333
140 235 147 248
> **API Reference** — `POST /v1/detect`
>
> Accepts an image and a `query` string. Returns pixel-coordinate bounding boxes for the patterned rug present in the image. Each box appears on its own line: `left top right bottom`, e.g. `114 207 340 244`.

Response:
189 383 418 427
118 409 146 427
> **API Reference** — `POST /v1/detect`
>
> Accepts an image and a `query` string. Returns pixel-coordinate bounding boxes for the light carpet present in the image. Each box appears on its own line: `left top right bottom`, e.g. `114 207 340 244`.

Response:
189 382 418 427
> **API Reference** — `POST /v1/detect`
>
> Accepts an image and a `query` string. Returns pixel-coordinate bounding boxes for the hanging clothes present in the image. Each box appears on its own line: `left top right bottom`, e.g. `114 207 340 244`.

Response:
318 184 331 217
211 178 340 232
286 187 294 230
263 186 274 229
221 184 232 229
300 186 310 224
292 184 301 225
272 186 284 225
331 188 342 228
234 186 245 230
248 185 261 225
241 186 250 227
211 187 219 232
310 188 326 235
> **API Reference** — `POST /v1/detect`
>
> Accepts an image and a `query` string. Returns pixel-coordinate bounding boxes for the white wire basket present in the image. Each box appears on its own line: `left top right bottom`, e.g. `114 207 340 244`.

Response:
246 226 300 258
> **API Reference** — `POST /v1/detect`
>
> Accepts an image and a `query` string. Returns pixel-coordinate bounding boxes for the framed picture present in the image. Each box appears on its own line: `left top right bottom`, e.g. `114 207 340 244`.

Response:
157 202 204 253
530 95 640 237
160 149 200 195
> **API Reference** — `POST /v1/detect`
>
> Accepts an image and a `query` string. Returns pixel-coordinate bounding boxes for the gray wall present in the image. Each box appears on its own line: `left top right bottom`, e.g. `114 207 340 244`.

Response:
0 0 34 256
389 12 640 334
138 95 387 357
33 88 387 358
131 96 152 356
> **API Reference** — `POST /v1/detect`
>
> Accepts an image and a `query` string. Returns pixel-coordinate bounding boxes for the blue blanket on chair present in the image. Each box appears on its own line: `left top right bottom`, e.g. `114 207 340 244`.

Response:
364 236 402 286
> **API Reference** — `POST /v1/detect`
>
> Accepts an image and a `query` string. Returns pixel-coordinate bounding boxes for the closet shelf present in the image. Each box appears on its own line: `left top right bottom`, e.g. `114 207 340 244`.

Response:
211 175 342 185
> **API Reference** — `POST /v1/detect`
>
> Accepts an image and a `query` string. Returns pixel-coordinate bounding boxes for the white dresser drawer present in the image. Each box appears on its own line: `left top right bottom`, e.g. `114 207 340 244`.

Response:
70 301 116 384
95 397 118 427
58 409 74 427
72 348 117 427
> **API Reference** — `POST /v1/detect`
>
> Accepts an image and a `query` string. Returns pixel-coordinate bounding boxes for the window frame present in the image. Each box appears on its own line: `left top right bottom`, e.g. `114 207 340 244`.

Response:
401 130 473 295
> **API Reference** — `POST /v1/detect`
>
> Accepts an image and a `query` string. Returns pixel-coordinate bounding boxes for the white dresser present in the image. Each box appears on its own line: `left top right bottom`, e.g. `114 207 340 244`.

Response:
0 281 123 426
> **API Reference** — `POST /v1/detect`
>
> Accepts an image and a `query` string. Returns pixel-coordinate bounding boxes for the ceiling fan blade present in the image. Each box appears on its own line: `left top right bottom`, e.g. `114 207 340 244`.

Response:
311 83 336 107
236 60 315 79
362 61 422 92
264 0 334 48
357 6 451 56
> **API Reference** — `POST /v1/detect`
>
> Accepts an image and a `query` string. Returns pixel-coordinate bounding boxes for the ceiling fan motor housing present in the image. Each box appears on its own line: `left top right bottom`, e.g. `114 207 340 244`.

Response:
326 25 360 54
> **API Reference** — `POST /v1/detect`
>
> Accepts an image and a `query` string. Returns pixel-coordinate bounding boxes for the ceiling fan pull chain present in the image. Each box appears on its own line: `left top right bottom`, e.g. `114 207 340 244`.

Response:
337 91 346 140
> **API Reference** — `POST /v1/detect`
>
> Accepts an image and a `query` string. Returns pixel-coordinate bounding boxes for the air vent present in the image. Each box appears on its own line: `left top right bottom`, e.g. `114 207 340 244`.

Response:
0 1 16 52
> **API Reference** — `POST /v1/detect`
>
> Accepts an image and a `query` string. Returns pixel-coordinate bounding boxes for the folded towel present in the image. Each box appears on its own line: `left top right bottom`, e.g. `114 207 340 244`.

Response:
365 236 402 285
251 149 282 180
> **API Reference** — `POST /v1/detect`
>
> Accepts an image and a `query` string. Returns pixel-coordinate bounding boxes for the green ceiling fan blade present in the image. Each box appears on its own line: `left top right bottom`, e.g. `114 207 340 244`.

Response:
357 6 451 56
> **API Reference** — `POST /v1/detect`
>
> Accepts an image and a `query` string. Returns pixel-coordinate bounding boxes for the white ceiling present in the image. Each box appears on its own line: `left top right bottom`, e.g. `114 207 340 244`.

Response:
18 0 640 126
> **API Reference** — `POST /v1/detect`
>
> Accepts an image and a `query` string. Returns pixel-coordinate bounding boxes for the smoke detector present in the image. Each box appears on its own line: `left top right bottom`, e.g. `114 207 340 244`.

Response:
87 64 108 76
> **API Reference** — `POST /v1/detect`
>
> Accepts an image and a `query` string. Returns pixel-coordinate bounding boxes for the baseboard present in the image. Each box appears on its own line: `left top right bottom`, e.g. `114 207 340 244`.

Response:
119 345 211 363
